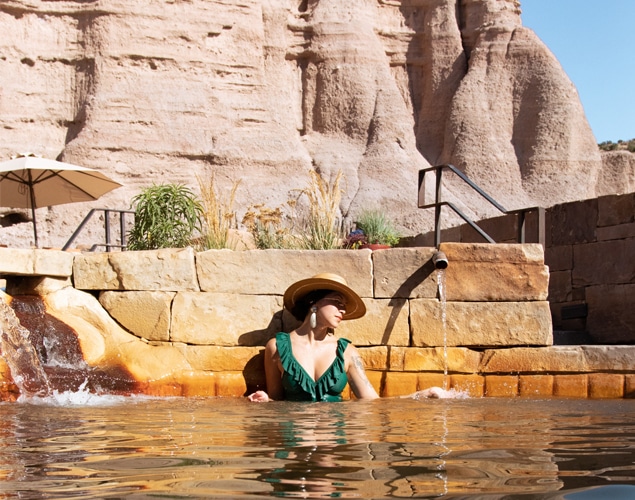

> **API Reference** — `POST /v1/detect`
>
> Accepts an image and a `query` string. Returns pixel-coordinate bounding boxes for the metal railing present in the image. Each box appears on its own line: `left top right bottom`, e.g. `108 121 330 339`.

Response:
418 164 545 247
62 208 135 252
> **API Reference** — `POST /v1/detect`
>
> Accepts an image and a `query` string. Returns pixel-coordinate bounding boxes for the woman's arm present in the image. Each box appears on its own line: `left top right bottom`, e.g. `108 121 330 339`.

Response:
345 345 380 400
248 337 284 402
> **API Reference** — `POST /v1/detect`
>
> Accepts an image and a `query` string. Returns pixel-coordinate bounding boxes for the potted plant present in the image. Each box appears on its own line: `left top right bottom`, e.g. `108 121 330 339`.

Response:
351 209 400 249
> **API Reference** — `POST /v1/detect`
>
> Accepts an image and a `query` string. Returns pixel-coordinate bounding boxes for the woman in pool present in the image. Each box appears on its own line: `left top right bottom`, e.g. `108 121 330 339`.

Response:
247 272 451 402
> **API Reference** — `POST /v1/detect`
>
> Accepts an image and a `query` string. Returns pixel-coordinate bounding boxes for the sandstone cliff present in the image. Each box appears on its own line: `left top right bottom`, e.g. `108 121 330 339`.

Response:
0 0 610 248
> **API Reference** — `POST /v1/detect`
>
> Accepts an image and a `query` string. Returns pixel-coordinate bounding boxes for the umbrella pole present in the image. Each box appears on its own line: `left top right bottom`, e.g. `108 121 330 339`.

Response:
31 205 38 248
27 173 39 248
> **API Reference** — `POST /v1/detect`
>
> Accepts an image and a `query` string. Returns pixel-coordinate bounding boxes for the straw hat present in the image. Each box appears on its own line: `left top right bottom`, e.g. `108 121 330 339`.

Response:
283 272 366 320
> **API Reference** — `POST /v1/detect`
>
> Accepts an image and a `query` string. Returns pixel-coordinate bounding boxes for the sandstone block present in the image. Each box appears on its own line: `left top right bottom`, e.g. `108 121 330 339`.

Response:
485 375 518 397
173 345 263 372
580 345 635 371
519 375 554 397
547 270 571 303
170 292 282 346
597 193 635 227
33 250 75 277
572 239 635 288
346 371 383 400
180 372 218 397
588 373 624 399
403 347 481 373
449 375 484 398
480 346 586 373
212 372 248 398
545 244 572 272
0 248 73 277
625 375 635 398
365 371 383 398
73 248 199 291
438 243 548 301
142 381 183 397
196 249 373 296
460 214 517 244
553 375 588 398
358 346 391 370
597 222 635 241
336 298 409 346
585 285 635 344
372 247 438 298
416 373 447 391
411 299 553 347
383 372 417 397
439 242 545 264
549 200 598 246
99 290 174 341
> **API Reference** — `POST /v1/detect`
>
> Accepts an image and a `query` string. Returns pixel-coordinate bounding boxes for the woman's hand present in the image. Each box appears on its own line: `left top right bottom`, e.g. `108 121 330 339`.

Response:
247 390 270 402
411 387 454 399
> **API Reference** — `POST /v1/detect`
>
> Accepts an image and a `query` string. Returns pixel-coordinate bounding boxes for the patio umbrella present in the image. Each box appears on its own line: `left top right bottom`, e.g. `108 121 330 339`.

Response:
0 155 122 247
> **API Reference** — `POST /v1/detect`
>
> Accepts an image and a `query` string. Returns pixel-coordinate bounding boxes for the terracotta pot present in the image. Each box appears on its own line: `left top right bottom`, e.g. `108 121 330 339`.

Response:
360 243 391 251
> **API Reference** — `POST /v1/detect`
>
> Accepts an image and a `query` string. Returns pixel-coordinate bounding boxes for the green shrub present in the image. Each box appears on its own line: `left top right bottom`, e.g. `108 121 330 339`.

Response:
127 184 203 250
355 209 400 247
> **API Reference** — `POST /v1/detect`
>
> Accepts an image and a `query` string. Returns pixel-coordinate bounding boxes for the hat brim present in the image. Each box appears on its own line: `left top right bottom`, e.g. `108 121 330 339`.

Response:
283 276 366 320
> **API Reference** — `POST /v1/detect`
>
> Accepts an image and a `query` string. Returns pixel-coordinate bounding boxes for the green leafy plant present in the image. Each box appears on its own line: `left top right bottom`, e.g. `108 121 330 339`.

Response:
127 183 203 250
355 209 400 247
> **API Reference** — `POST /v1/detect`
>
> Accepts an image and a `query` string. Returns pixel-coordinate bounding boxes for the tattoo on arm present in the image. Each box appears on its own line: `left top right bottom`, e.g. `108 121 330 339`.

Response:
352 352 374 390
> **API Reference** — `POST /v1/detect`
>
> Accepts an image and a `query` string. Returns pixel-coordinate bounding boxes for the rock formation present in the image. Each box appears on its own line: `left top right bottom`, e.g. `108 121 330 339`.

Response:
0 0 611 248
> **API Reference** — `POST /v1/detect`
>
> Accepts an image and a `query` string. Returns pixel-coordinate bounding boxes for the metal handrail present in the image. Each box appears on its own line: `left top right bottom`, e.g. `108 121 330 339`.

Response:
418 164 544 246
62 208 135 252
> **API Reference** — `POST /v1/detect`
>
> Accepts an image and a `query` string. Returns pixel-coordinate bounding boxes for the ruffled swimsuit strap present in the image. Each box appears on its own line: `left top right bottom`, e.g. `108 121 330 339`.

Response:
315 337 350 400
276 332 318 399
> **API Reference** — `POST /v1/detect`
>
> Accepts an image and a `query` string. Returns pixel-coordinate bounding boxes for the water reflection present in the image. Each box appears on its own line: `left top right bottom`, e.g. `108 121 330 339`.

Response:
251 403 368 498
0 397 635 498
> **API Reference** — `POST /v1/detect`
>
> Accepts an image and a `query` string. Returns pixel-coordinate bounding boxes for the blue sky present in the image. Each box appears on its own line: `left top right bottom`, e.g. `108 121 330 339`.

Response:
521 0 634 143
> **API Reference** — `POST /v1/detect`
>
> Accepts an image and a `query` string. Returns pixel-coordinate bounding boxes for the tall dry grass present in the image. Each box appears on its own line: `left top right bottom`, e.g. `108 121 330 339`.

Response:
242 203 296 249
298 169 344 250
197 173 240 249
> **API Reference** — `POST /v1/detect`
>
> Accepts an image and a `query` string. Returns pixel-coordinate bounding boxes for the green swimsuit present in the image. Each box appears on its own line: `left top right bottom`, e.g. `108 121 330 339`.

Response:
276 332 350 402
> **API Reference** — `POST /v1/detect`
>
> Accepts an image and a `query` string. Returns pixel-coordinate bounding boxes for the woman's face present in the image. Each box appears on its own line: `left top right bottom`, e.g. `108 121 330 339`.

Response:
315 292 347 328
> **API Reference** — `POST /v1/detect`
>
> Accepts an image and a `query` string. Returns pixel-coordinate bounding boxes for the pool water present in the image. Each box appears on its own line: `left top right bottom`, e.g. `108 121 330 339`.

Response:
1 395 635 499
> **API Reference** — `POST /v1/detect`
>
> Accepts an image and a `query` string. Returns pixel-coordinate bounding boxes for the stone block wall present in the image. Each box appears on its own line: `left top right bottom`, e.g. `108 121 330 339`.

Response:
416 192 635 344
2 243 635 399
70 244 552 349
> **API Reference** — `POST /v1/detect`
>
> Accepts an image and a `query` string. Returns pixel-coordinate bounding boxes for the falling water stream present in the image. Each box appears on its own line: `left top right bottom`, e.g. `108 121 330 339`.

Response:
0 299 52 398
437 268 449 390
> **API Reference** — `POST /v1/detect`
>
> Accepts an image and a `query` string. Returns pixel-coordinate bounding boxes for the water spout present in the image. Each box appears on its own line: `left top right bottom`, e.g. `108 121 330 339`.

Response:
432 251 448 269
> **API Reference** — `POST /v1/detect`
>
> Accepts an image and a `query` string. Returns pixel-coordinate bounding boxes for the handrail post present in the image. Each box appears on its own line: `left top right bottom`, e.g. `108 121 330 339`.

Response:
434 165 443 247
517 210 526 244
105 210 112 251
120 211 128 250
62 208 97 251
63 208 135 252
536 207 545 247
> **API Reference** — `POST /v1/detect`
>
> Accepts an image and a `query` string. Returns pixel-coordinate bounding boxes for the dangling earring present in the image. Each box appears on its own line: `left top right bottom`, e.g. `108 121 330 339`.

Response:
310 306 317 329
